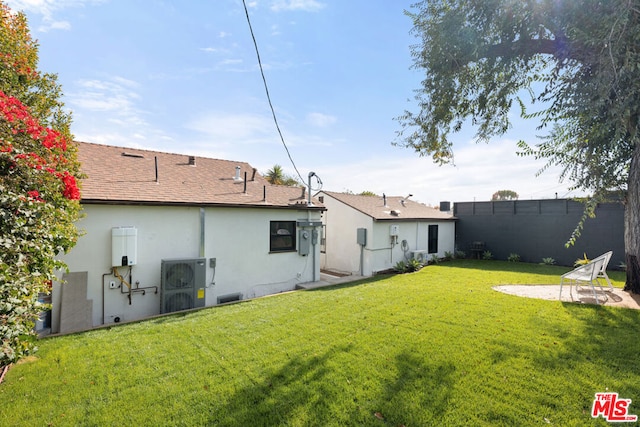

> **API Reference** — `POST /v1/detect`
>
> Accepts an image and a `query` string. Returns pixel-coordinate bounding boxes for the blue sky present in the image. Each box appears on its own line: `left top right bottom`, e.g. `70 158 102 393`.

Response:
7 0 582 205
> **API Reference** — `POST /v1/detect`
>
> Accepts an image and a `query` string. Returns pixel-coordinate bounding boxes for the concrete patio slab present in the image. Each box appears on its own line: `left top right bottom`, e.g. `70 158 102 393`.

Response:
494 284 640 309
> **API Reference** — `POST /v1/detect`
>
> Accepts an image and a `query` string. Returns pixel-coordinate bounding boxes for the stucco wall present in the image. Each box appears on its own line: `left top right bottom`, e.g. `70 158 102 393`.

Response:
320 196 371 274
368 221 456 274
320 195 455 276
56 204 322 332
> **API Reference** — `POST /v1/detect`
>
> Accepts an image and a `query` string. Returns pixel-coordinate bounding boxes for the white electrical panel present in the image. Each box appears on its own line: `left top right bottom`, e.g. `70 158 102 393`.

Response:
390 224 400 236
112 227 137 267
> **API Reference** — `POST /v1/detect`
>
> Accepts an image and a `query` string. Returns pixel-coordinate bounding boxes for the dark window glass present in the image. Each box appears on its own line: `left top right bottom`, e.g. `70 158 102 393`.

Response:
270 221 296 252
428 225 438 254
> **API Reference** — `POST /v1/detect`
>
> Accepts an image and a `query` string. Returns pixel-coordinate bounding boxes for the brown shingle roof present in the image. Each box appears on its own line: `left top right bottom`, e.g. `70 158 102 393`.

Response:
320 191 454 221
76 141 323 210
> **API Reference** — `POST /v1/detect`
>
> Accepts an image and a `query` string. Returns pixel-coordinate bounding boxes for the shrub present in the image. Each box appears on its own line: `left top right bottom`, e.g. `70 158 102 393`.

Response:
541 257 556 265
394 259 423 274
0 4 81 367
455 250 466 259
429 254 440 264
507 253 521 262
482 251 493 260
443 251 454 261
406 258 423 272
393 260 408 273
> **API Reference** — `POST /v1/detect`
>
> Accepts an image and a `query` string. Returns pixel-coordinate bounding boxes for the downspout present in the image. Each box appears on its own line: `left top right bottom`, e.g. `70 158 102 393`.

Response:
307 209 318 282
199 208 205 258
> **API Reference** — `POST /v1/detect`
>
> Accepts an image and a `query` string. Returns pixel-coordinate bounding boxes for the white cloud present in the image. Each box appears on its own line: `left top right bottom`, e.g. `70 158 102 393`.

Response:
65 76 179 148
270 0 326 12
69 78 141 115
187 112 275 142
219 59 243 66
41 20 71 31
5 0 104 31
313 138 583 206
306 112 336 127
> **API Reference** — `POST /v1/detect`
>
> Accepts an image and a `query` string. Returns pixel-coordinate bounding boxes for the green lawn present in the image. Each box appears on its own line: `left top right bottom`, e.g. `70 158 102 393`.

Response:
0 260 637 426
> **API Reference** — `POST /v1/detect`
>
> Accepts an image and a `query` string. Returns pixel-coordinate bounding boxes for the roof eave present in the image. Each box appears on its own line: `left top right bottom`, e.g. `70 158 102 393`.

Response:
80 198 327 211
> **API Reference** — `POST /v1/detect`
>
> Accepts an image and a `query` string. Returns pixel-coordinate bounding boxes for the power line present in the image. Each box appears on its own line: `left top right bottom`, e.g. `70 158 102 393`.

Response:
241 0 305 183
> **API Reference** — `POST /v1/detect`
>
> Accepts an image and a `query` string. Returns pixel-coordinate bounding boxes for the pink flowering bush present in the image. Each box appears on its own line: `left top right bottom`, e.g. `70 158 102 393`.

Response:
1 2 81 367
0 91 81 366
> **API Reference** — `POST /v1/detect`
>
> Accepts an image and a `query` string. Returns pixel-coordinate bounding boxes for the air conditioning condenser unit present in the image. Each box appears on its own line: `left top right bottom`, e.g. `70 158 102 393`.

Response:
160 258 206 314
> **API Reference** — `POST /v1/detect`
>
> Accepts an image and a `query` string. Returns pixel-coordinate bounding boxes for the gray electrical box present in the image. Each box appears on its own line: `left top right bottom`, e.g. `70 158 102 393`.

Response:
357 228 367 246
298 229 311 256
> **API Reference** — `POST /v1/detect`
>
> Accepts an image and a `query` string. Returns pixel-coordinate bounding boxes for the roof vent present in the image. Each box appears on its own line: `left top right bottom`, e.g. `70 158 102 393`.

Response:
188 155 196 166
390 210 400 216
122 152 144 158
234 166 241 181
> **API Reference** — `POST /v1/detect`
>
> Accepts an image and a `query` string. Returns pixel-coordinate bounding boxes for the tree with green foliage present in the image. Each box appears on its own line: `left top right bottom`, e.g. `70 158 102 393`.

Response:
0 2 81 367
264 164 300 186
492 190 519 201
396 0 640 292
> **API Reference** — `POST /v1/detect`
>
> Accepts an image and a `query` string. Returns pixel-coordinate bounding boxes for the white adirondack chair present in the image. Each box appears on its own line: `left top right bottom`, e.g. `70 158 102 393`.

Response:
559 256 608 304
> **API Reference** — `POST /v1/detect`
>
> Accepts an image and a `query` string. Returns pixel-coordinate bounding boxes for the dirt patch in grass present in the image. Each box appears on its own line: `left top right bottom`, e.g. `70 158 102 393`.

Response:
493 284 640 310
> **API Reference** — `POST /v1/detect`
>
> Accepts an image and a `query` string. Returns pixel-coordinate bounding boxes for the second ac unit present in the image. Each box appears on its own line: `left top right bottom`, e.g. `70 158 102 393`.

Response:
411 250 429 264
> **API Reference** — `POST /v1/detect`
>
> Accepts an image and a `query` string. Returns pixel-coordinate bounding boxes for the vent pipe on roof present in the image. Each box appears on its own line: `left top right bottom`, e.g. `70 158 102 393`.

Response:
383 193 387 207
188 155 196 166
263 185 266 202
243 172 247 194
154 156 159 183
234 166 241 181
251 168 257 181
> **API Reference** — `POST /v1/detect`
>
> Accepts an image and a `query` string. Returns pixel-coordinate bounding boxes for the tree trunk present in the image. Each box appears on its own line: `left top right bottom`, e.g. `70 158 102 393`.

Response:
624 143 640 293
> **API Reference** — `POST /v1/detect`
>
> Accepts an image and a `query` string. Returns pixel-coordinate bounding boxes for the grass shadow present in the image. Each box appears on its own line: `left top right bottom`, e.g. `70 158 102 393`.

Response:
376 351 456 426
207 344 355 425
206 345 456 426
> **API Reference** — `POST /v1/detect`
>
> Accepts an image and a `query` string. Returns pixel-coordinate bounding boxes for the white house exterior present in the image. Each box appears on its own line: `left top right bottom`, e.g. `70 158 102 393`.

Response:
52 142 324 334
318 191 456 276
